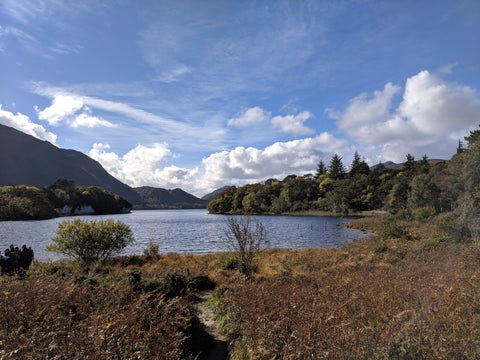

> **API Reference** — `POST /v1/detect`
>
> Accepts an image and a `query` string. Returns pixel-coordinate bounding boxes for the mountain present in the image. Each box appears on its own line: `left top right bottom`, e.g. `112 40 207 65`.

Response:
133 186 208 209
201 186 233 201
370 159 445 170
0 124 142 204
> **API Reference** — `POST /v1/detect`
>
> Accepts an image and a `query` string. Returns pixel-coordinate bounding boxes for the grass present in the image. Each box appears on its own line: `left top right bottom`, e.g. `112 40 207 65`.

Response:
2 213 480 359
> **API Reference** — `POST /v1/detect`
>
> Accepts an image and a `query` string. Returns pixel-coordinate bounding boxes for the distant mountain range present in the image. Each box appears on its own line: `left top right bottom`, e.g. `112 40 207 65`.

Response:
0 124 206 209
201 186 232 201
371 159 445 170
133 186 207 209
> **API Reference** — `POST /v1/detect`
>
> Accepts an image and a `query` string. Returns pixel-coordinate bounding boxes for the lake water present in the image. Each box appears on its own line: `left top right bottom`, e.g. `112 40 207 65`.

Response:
0 209 370 262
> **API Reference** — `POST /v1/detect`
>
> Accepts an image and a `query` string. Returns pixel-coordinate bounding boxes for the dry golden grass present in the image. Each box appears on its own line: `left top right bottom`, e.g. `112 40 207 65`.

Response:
212 224 480 359
2 214 480 359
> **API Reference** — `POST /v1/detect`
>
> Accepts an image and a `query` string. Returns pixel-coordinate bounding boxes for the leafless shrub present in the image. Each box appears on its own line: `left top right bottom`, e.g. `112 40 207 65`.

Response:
225 216 266 276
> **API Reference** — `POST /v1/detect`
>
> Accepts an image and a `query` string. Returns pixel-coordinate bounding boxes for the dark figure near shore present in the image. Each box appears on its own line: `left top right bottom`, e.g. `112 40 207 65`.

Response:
1 244 34 275
1 249 13 275
19 244 34 270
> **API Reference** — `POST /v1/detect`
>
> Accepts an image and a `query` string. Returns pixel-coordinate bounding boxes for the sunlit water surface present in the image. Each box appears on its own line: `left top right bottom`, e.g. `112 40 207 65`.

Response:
0 209 371 261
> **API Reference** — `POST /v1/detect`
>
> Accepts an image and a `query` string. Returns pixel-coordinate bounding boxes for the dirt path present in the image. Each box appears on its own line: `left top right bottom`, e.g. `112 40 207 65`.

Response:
193 291 229 360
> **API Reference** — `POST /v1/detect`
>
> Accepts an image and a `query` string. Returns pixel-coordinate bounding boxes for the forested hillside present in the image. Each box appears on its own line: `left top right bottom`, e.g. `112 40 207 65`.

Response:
0 179 132 220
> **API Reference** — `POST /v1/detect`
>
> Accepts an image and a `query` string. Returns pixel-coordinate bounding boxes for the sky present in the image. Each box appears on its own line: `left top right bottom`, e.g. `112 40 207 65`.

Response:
1 0 480 197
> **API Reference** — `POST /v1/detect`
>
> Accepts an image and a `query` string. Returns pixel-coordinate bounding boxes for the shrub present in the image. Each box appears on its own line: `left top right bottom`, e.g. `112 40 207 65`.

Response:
381 220 410 240
225 217 266 276
143 239 160 257
46 218 134 264
414 206 436 222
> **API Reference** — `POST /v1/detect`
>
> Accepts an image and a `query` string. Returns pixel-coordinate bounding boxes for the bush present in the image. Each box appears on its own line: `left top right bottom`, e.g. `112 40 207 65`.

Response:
381 220 410 240
46 218 134 264
143 239 160 257
225 217 266 276
414 206 436 222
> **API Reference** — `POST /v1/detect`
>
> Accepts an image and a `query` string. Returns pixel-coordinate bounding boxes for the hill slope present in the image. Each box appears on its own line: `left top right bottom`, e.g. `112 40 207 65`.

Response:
0 124 142 204
133 186 207 209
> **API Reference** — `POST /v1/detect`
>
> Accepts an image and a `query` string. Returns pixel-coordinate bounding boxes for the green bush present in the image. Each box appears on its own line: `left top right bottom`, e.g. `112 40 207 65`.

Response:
381 220 410 240
46 218 134 264
141 272 189 298
128 268 142 285
414 206 436 222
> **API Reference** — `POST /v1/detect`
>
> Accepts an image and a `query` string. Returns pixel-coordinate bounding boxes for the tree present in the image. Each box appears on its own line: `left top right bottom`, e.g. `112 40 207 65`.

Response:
315 160 327 179
418 154 430 174
47 218 134 263
457 139 466 154
403 153 417 175
349 151 370 176
328 154 346 180
225 217 266 276
465 124 480 147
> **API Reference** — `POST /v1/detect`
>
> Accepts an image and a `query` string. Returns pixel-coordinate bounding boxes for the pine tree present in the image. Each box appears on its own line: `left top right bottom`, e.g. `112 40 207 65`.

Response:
349 151 370 176
328 154 346 180
465 124 480 147
314 160 327 179
457 139 466 154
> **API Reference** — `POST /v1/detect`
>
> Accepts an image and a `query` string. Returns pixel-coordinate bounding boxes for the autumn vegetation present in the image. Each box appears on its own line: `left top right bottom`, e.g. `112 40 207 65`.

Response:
0 179 132 220
1 128 480 358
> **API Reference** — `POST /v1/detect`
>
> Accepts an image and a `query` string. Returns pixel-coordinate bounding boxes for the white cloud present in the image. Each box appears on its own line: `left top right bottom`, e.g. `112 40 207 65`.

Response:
399 70 480 135
38 94 83 125
330 70 480 162
228 106 314 135
154 65 192 83
89 142 173 187
88 133 347 196
198 133 348 191
228 106 271 127
271 111 315 135
71 113 114 128
0 105 57 144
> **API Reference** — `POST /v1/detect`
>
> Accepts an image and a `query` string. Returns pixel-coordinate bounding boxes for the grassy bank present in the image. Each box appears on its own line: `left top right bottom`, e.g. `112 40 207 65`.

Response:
1 214 480 359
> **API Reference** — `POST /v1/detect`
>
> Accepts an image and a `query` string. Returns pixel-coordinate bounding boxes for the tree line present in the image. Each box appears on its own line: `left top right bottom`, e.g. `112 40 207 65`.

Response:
208 129 480 232
0 179 132 221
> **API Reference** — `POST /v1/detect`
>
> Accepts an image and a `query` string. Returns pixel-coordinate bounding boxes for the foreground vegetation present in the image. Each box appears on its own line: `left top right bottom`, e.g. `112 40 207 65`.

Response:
0 179 132 220
2 217 480 359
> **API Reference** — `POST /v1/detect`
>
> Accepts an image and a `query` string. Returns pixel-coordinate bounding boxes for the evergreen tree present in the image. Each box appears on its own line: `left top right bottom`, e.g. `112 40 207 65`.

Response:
457 139 466 154
419 154 430 174
403 153 416 174
328 154 346 180
465 124 480 147
349 151 370 176
314 160 327 179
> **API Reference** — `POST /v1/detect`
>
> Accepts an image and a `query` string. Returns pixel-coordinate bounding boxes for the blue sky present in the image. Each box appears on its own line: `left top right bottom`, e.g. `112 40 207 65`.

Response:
1 0 480 196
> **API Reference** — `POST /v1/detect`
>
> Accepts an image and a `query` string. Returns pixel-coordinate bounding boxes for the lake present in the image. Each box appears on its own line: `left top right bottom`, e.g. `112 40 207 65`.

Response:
0 209 371 262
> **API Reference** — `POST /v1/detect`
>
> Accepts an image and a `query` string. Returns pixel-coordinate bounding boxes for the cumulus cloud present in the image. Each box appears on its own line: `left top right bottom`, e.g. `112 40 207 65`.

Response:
271 111 315 135
228 106 314 134
38 94 83 125
198 133 348 191
89 142 174 187
0 105 57 144
37 94 115 129
228 106 271 127
330 70 480 162
88 132 347 196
